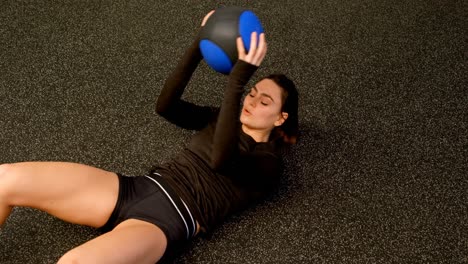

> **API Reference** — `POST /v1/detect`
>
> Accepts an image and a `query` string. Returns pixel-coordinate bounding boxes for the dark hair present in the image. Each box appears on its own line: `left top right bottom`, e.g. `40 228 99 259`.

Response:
264 74 299 144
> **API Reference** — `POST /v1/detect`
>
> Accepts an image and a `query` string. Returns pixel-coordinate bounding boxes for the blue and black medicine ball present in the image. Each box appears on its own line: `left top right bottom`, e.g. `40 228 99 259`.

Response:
199 6 264 74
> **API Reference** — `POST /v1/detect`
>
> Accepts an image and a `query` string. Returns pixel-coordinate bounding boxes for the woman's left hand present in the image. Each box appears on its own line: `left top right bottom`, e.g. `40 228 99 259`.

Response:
236 32 267 66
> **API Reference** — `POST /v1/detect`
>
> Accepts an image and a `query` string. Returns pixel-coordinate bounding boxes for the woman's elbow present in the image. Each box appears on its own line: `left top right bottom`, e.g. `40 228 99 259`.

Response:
155 104 164 116
155 98 168 116
210 155 226 172
210 159 222 172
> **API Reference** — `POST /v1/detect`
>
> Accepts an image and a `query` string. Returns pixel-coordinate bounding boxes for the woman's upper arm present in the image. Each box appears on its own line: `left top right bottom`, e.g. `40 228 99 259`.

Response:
157 100 216 130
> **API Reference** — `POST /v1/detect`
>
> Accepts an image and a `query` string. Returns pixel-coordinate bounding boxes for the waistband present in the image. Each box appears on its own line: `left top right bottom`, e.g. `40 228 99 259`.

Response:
144 172 197 239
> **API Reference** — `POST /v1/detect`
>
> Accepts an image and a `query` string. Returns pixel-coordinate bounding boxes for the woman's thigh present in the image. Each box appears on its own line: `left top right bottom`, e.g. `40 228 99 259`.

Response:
0 161 119 227
58 219 167 264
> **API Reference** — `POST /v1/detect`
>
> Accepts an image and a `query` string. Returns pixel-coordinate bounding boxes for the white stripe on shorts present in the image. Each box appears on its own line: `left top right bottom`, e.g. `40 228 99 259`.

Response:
144 175 193 239
180 198 196 238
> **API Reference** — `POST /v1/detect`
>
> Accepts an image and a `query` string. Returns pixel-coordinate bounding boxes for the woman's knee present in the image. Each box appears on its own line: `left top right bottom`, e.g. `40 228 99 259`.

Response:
0 163 26 182
0 163 17 201
0 163 38 206
0 163 13 178
57 249 86 264
58 247 107 264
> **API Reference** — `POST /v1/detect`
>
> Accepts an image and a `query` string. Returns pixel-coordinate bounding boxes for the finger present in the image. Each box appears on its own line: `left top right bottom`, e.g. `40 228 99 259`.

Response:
253 33 267 63
257 43 267 65
248 31 258 55
236 37 246 59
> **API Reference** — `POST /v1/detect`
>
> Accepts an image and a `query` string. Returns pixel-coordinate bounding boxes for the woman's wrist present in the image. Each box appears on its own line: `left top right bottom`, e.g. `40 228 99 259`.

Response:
229 60 258 83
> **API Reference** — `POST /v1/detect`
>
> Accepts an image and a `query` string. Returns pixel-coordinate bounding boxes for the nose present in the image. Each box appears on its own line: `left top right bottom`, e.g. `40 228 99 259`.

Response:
249 97 257 107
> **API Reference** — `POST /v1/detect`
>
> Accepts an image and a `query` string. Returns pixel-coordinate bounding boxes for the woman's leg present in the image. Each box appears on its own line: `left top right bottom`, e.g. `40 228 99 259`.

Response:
57 219 167 264
0 161 118 227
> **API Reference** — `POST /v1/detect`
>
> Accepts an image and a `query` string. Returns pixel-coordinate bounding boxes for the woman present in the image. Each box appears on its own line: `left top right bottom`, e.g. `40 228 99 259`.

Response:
0 10 299 264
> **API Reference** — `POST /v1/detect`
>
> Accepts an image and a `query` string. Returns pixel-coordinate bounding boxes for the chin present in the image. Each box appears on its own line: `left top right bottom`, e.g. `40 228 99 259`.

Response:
240 118 256 128
239 114 248 125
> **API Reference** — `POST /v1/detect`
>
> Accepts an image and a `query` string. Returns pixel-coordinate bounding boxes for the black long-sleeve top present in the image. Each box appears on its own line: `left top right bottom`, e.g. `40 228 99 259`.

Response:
153 35 282 233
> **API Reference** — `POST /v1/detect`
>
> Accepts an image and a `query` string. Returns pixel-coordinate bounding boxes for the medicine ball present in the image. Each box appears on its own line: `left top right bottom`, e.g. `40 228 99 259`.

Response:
199 6 264 74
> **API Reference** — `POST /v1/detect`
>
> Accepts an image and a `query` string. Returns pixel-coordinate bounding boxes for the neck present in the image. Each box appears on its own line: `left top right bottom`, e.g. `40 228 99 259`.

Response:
241 124 271 142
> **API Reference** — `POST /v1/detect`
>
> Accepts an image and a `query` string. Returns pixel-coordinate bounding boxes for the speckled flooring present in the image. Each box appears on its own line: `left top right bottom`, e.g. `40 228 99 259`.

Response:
0 0 466 263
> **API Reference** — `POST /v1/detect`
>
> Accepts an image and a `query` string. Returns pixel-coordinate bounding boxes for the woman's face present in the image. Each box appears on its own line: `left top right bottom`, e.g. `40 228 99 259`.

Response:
240 78 287 131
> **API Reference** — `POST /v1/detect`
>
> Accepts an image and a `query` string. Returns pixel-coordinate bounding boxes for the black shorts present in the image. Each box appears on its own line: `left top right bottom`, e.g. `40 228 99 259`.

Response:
99 172 197 261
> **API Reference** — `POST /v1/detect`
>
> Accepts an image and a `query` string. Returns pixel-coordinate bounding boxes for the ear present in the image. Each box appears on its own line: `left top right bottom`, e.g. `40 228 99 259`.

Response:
274 112 289 127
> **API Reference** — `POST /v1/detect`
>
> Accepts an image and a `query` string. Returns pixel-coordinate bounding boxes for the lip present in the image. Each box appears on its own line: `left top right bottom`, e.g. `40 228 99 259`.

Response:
243 108 252 115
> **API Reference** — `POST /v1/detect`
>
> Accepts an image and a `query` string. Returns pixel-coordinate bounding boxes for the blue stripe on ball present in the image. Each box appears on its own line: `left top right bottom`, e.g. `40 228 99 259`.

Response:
238 11 264 52
200 39 234 74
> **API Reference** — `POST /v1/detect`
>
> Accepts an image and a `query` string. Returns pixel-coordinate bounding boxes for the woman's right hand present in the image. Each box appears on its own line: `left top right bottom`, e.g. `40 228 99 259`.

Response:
236 32 267 67
201 10 215 27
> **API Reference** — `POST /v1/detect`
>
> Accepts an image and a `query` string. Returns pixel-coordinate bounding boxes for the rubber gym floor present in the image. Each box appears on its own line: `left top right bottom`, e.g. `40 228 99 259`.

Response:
0 1 466 263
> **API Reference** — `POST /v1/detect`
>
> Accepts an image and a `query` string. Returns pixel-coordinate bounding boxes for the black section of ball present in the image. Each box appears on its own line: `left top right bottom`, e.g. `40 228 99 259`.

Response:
199 7 246 66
